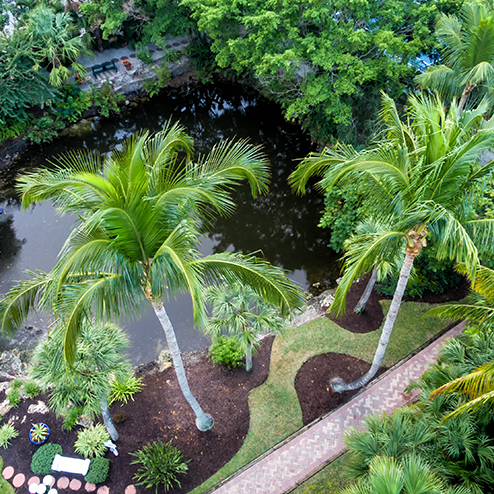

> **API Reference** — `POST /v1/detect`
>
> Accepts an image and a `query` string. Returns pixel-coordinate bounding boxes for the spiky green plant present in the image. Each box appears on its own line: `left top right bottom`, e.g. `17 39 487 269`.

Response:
109 375 144 406
74 423 110 458
0 424 19 449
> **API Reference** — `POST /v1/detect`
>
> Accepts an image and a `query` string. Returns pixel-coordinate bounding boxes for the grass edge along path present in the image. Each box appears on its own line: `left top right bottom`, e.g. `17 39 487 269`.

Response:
191 300 450 494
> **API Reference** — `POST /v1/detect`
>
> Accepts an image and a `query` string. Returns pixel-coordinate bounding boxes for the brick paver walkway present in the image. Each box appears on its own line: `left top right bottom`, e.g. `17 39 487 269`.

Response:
210 322 466 494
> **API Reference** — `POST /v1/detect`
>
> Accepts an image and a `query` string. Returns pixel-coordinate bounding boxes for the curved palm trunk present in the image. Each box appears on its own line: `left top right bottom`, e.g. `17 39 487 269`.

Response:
354 266 378 315
332 251 416 392
99 394 119 441
245 345 253 372
152 302 214 431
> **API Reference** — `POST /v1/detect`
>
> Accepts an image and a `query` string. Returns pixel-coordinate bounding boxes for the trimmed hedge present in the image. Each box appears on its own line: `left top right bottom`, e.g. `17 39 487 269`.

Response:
84 456 110 484
31 443 62 475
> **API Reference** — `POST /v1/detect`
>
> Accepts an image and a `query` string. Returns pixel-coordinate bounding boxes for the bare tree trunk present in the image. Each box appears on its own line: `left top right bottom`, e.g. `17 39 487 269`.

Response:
331 252 415 392
153 301 214 431
99 394 119 441
245 345 253 372
354 267 378 314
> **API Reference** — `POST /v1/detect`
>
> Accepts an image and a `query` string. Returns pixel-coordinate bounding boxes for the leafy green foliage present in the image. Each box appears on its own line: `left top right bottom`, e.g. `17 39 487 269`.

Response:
6 388 21 408
74 424 110 459
30 423 49 443
10 380 22 390
25 115 64 144
54 83 91 123
84 456 110 484
208 336 245 369
182 0 455 143
63 406 84 431
85 82 125 118
136 46 153 65
142 65 171 97
23 380 41 399
109 375 144 406
31 443 62 474
0 424 19 449
130 439 189 493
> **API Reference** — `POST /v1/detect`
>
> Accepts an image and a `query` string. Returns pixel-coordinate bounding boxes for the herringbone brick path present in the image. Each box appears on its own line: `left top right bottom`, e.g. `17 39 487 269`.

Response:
210 322 466 494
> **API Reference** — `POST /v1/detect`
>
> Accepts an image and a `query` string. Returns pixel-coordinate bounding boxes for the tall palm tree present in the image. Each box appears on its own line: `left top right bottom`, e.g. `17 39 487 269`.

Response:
290 93 494 392
31 320 137 441
416 1 494 113
0 122 305 431
204 283 287 372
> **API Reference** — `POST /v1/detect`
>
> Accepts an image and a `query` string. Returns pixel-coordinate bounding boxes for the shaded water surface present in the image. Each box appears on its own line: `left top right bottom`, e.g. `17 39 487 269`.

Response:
0 83 339 364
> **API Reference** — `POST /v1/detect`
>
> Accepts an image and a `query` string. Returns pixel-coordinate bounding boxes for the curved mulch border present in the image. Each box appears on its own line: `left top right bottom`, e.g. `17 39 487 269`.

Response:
295 352 388 426
0 336 274 494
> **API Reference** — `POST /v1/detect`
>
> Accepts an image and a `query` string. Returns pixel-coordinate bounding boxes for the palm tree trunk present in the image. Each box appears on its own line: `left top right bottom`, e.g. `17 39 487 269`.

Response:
459 83 476 114
245 345 253 372
99 394 119 441
354 267 378 314
331 251 415 392
152 301 214 431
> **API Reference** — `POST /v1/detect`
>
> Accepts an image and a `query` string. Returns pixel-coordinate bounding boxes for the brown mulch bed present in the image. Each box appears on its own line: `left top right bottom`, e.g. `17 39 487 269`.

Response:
295 353 387 426
0 278 468 493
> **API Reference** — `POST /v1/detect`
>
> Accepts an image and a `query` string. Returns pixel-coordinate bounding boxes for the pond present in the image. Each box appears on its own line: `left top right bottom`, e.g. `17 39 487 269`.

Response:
0 82 339 364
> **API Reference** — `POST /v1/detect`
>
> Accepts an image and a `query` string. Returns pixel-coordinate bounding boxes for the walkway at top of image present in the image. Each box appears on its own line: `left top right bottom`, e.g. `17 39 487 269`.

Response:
207 321 466 494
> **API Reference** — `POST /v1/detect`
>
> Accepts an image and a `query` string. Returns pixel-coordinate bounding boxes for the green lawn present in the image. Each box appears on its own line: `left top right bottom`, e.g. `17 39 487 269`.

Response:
190 300 452 493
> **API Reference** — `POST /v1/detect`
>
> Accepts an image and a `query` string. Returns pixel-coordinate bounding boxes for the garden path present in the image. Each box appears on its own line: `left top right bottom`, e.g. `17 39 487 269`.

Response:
208 321 466 494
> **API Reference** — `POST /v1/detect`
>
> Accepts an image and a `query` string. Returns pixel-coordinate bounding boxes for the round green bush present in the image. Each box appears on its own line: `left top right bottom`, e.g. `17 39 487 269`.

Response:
208 336 244 369
31 443 62 475
84 456 110 484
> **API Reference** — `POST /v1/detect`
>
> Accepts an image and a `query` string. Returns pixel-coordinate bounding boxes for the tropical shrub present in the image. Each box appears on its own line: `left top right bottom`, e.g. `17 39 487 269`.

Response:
84 456 110 484
136 46 153 65
25 115 64 144
208 336 244 369
31 443 62 474
6 388 20 408
0 424 19 449
142 66 171 98
85 82 125 118
109 375 144 406
130 439 189 493
63 406 84 431
74 424 110 458
24 380 41 399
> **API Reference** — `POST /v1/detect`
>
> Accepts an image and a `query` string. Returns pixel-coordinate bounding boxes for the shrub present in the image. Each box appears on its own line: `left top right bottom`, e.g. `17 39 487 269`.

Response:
31 443 62 474
24 380 41 399
84 456 110 484
74 424 110 458
136 47 153 65
63 406 84 431
208 336 244 369
6 388 21 408
0 424 19 449
130 440 188 493
10 379 23 390
109 375 144 405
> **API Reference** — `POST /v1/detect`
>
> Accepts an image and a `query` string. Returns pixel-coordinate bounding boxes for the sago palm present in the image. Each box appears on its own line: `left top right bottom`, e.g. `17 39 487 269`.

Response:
0 122 304 431
290 93 494 391
416 1 494 113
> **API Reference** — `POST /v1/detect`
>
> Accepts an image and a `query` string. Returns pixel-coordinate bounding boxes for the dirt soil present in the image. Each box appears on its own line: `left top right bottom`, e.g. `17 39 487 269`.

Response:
0 279 468 493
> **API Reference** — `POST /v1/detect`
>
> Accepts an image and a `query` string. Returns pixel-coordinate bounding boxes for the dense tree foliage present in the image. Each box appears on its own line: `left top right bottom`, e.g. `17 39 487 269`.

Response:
181 0 458 143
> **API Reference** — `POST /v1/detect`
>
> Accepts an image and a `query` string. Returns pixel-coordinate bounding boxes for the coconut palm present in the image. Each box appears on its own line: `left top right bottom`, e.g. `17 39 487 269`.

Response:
23 4 92 87
204 283 287 372
30 320 137 441
290 93 494 391
416 2 494 113
0 122 304 431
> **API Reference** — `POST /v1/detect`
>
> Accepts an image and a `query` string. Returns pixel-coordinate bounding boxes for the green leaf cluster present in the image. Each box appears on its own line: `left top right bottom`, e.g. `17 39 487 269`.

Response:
130 439 189 493
74 424 110 459
208 335 245 369
0 424 18 450
84 456 110 484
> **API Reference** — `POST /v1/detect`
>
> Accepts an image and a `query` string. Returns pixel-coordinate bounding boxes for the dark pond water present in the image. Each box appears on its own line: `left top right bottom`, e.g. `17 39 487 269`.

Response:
0 83 339 364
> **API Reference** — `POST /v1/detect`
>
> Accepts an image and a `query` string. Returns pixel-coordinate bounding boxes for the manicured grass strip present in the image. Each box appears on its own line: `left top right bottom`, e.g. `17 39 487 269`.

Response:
191 301 450 493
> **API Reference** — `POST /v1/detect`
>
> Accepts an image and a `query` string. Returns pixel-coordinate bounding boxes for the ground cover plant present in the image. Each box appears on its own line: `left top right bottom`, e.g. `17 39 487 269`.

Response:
0 277 458 494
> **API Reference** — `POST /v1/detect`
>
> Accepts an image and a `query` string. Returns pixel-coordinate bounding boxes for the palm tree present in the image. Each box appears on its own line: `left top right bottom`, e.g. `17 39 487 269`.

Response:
290 93 494 392
0 122 305 431
428 264 494 420
204 283 287 372
416 1 494 113
23 4 92 87
30 320 137 441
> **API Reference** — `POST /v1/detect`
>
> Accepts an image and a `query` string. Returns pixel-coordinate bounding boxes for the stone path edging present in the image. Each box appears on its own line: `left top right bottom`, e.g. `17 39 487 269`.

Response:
206 321 466 494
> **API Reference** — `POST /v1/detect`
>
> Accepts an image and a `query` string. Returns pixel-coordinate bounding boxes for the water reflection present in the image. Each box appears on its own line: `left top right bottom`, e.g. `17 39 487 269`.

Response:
0 83 338 364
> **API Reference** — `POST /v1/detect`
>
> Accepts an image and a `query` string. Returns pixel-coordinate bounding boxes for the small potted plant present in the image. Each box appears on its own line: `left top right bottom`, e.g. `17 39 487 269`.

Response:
122 59 132 70
29 423 50 445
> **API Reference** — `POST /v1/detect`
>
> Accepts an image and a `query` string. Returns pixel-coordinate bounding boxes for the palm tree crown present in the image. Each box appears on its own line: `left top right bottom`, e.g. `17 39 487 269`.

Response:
0 122 304 430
